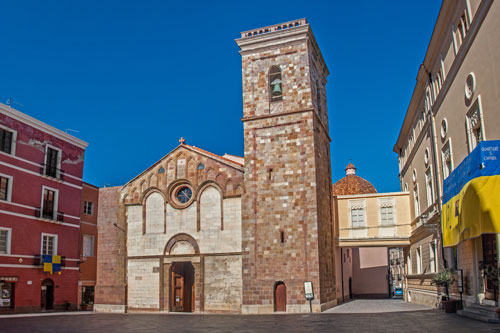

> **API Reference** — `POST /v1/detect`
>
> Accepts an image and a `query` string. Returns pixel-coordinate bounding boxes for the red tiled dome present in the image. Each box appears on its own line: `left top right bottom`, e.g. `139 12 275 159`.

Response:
332 163 377 196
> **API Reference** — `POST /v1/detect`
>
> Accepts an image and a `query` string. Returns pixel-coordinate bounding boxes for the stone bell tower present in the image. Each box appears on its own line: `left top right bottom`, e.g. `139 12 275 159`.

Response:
236 19 336 313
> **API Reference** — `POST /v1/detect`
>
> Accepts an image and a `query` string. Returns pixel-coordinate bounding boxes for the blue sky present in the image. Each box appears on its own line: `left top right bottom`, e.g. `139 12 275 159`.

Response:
0 1 441 192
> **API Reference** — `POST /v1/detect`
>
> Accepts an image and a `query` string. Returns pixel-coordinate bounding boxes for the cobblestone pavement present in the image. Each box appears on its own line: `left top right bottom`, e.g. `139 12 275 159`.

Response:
324 298 432 313
1 309 498 333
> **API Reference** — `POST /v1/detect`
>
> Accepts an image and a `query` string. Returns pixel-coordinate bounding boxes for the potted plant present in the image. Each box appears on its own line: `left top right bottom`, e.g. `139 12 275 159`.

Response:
431 268 457 313
80 301 88 311
482 265 500 319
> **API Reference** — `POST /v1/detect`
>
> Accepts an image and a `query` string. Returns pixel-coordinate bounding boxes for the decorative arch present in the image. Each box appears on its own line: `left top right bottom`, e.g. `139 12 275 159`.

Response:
164 233 200 255
196 180 224 231
269 65 283 102
141 188 167 235
206 168 216 180
140 187 167 204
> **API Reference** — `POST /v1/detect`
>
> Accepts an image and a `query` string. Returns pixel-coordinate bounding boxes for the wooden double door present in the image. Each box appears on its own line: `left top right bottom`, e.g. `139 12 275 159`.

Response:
170 262 194 312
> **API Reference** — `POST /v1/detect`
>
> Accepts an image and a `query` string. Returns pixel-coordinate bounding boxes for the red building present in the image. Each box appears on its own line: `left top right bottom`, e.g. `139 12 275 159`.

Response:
78 182 98 310
0 103 88 312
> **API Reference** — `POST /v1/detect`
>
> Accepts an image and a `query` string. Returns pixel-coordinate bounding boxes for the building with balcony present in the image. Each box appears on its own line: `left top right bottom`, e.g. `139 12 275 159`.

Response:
0 103 87 312
394 0 500 314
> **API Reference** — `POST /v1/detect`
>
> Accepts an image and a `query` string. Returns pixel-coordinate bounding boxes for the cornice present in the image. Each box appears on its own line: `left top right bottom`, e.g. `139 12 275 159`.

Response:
0 102 88 149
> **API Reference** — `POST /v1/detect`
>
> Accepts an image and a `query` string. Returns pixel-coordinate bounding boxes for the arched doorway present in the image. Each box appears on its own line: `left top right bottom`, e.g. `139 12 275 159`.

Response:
274 281 286 312
170 262 194 312
41 279 54 310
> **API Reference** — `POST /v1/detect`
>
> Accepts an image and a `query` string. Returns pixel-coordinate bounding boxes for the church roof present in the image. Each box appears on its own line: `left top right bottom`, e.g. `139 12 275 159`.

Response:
122 138 244 188
332 163 377 196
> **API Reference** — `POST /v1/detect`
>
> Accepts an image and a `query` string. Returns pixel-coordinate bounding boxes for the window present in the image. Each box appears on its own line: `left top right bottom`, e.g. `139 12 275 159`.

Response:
0 128 13 154
44 146 61 178
466 99 484 152
41 187 58 220
429 240 437 273
442 140 453 179
413 184 420 217
425 168 434 207
83 235 94 257
0 174 12 202
316 80 322 114
41 233 57 255
380 198 395 225
83 201 93 215
0 281 14 309
351 208 365 228
416 247 422 274
176 187 192 204
0 227 11 254
269 65 282 102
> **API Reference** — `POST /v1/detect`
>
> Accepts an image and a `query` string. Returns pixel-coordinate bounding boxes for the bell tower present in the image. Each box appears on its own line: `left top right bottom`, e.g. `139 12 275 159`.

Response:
236 19 336 313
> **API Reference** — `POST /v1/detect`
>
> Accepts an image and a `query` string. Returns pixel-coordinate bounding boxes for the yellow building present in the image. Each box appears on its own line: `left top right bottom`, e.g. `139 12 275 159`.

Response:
333 164 411 301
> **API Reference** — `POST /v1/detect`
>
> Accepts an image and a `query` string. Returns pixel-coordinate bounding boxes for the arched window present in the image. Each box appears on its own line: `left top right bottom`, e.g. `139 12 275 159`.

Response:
316 80 322 113
269 65 282 102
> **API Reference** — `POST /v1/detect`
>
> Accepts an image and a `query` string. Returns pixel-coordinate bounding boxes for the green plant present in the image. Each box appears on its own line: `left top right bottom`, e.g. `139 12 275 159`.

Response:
482 264 500 287
431 268 456 300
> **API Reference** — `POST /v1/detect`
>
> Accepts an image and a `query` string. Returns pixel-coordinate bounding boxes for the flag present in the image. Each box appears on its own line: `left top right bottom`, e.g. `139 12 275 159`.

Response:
442 140 500 247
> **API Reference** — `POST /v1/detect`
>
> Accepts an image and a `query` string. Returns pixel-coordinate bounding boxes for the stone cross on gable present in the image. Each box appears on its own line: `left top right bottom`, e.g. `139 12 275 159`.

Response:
179 137 186 144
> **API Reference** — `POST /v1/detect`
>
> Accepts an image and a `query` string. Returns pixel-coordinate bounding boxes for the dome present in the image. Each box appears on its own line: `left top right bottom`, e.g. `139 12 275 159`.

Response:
332 163 377 196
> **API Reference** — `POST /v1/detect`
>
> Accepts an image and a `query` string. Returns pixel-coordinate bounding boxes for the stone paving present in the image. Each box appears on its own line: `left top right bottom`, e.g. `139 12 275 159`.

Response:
324 298 432 313
1 309 498 332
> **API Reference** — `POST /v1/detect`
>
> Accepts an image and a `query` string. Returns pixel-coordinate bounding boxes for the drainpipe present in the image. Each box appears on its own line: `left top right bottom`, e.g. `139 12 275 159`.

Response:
340 247 345 303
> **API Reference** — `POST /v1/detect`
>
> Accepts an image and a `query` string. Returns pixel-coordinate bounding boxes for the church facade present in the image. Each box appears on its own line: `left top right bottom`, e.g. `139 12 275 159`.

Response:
95 18 336 314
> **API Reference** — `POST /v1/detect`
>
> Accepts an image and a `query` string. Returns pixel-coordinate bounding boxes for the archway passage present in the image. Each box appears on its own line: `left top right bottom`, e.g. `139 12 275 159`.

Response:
41 279 54 311
274 282 286 312
170 262 195 312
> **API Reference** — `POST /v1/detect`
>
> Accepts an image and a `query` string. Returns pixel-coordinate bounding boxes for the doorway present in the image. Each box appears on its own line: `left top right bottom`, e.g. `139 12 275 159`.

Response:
482 234 498 301
41 279 54 311
170 262 194 312
274 281 286 312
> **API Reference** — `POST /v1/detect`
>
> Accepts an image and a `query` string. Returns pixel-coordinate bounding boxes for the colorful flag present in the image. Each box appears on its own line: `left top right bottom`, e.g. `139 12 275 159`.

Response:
442 140 500 247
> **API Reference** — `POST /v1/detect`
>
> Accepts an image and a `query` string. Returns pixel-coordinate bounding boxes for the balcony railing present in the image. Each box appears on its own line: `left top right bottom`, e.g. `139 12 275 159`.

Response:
40 163 65 181
33 255 66 267
35 208 65 222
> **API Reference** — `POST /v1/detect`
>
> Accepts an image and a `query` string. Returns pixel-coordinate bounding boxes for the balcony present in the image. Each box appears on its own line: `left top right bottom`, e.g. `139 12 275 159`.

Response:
33 255 66 267
35 208 65 222
40 163 65 181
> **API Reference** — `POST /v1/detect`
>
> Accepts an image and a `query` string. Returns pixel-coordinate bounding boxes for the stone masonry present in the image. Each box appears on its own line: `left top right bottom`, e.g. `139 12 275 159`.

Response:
96 19 337 314
236 19 335 313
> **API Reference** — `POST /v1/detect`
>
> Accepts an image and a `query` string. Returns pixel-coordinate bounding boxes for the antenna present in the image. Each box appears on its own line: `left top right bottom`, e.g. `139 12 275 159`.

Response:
5 97 24 108
65 128 80 134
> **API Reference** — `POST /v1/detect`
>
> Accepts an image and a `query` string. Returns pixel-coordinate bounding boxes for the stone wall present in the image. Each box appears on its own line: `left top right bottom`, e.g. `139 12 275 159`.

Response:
95 187 126 312
238 23 334 313
204 255 242 312
126 197 241 257
127 259 160 310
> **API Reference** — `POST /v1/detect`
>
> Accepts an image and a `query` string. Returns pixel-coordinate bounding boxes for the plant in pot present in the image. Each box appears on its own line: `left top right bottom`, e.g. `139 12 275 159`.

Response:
80 301 88 311
431 268 456 313
482 264 500 319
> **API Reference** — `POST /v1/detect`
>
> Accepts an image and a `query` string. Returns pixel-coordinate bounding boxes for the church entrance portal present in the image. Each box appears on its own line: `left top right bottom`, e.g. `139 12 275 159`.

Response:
170 262 195 312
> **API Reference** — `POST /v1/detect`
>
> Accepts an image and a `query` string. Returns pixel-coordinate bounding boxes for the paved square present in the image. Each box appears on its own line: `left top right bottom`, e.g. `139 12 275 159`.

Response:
0 309 498 332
